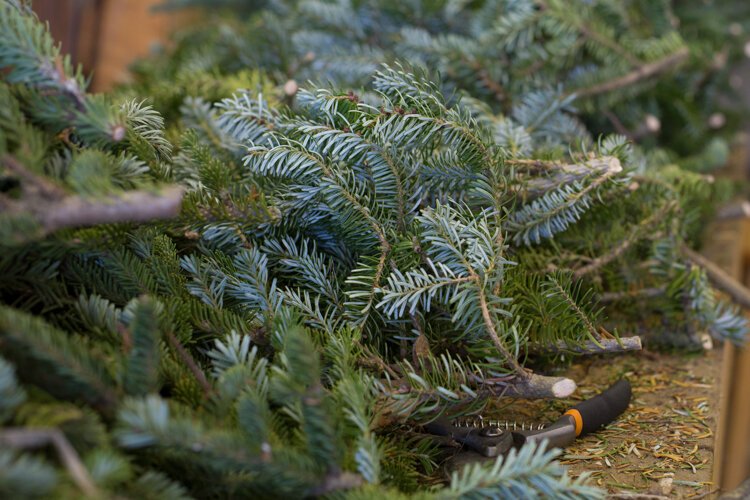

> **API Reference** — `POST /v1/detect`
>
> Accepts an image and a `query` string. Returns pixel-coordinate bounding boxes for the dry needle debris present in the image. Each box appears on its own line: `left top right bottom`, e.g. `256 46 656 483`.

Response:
473 350 722 498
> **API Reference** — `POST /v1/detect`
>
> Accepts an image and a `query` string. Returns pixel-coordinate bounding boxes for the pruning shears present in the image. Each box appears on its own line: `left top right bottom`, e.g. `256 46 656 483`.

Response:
423 379 632 471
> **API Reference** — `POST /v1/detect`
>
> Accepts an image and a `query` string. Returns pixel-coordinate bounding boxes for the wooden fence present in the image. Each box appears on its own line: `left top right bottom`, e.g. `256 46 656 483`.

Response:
33 0 185 91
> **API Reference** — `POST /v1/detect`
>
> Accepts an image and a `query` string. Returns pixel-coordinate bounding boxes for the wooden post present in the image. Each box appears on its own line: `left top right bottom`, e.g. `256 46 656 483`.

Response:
711 133 750 493
32 0 105 74
91 0 190 91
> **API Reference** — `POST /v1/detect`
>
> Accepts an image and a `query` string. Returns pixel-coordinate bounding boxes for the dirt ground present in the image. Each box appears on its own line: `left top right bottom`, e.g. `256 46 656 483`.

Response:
482 348 723 498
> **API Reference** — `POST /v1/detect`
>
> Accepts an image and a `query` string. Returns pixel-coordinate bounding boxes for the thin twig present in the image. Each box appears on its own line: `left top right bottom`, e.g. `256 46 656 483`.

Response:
681 243 750 310
165 330 213 398
598 287 666 303
573 201 676 279
41 186 185 233
1 154 66 198
2 155 184 238
573 47 690 99
529 336 642 355
0 428 99 497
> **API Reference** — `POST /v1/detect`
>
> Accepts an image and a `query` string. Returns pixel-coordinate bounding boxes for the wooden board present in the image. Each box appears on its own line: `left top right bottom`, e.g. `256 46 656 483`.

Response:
91 0 188 91
708 134 750 493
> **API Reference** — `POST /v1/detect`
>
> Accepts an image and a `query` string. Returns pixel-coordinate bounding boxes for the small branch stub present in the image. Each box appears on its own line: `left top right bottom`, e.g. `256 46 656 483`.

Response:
499 373 577 399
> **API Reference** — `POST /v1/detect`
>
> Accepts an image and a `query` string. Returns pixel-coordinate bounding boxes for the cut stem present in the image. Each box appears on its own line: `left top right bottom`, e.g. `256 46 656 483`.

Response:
530 336 642 355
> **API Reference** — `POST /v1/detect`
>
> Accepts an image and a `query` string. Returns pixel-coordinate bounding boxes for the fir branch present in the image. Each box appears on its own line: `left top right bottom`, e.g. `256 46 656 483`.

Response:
0 356 25 423
445 440 602 498
680 244 750 310
0 306 118 417
573 47 690 98
164 330 213 398
0 428 98 497
123 297 161 396
543 272 602 347
507 156 623 245
573 201 676 279
0 3 86 109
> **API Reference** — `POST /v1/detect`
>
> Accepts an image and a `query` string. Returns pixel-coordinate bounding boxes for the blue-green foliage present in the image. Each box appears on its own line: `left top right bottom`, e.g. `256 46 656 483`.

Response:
0 2 747 498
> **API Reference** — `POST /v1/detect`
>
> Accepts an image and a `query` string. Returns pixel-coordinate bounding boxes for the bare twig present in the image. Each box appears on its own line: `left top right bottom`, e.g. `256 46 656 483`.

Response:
716 200 750 220
492 372 577 399
2 155 184 239
530 336 642 355
1 154 65 198
681 243 750 310
573 201 676 279
309 471 363 496
598 287 666 303
573 47 690 99
0 428 99 497
41 186 185 233
164 330 213 398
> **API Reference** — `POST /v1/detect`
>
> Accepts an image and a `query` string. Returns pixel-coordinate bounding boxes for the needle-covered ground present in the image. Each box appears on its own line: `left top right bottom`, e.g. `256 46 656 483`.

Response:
469 349 722 498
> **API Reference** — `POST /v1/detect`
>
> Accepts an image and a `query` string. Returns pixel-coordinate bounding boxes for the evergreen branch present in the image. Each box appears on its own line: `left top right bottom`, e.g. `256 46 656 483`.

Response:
573 47 690 98
544 272 602 346
680 244 750 310
507 156 623 245
0 449 57 497
123 297 161 396
474 274 525 377
164 330 213 398
1 155 184 239
377 261 473 317
445 440 602 498
573 14 641 67
0 306 118 417
0 3 86 109
0 356 25 423
469 60 509 107
0 428 99 497
207 330 268 382
515 156 624 199
573 201 676 279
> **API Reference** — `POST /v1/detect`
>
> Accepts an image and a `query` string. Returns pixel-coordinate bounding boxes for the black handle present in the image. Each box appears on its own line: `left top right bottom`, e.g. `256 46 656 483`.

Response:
566 379 631 436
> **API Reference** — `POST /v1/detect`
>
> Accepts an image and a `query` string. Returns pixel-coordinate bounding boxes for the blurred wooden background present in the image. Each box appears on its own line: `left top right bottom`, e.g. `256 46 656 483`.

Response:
33 0 186 91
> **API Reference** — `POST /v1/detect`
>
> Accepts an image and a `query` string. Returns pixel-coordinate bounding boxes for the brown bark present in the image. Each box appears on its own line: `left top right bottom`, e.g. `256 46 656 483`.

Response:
530 336 642 355
40 186 185 233
0 428 99 497
493 372 577 399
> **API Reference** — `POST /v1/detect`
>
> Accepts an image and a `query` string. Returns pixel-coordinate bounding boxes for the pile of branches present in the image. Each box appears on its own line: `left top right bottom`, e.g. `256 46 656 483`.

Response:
0 1 748 497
